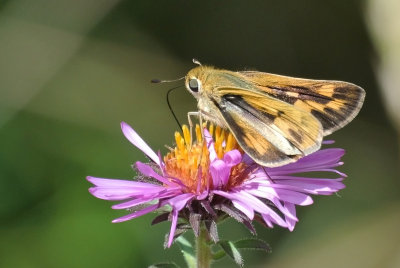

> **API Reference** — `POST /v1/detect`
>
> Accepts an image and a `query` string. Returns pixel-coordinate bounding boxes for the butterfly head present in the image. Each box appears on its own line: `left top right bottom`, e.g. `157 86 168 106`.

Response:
184 66 210 97
184 66 229 126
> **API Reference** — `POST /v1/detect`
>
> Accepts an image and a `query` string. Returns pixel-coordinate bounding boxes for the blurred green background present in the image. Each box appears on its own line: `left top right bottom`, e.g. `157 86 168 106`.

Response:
0 1 399 267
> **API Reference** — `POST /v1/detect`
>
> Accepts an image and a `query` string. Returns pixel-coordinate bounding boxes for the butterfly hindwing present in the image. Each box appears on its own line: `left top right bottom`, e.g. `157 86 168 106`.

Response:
212 89 323 166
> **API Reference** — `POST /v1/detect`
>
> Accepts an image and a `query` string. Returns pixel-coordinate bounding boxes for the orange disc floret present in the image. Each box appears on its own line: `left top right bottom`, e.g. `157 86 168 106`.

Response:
164 123 243 193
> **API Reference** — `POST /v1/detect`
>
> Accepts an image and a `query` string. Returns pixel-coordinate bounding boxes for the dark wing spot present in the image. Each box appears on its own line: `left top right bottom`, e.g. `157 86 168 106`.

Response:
288 128 303 144
262 111 276 121
311 109 333 129
269 85 332 104
223 94 276 122
291 85 309 91
340 106 351 113
324 107 343 119
334 87 348 94
281 94 298 104
302 94 332 104
332 93 350 100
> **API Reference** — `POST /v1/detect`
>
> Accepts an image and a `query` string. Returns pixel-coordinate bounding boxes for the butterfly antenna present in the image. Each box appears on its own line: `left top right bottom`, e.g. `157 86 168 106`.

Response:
151 76 184 129
151 77 184 84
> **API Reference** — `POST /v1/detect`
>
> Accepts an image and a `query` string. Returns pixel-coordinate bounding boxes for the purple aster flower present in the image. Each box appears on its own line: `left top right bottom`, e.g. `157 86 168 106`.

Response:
87 122 345 248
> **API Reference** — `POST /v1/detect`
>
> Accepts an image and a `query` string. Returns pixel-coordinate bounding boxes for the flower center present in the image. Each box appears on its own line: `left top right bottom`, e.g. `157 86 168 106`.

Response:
163 124 246 193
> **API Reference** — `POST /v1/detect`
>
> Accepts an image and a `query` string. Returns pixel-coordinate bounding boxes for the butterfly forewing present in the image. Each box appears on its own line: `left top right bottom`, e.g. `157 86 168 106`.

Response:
239 71 365 135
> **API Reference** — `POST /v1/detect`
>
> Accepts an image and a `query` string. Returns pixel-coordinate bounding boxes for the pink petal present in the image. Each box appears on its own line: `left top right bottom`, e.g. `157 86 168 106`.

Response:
272 176 346 194
223 150 242 166
112 190 178 209
167 193 195 210
89 187 149 200
87 176 167 200
246 187 313 206
210 159 230 188
87 176 156 188
269 197 299 221
112 196 157 210
112 203 160 223
121 122 160 166
135 162 175 186
235 191 286 224
204 129 217 161
213 190 255 219
267 148 345 175
283 202 297 231
167 209 179 247
232 199 255 219
164 194 194 247
261 212 288 228
220 190 288 227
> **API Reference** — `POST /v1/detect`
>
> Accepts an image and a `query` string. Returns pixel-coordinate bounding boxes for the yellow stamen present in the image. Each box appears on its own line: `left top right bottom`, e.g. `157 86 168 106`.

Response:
225 132 234 152
195 124 202 143
182 125 191 148
164 123 244 193
215 125 221 140
175 132 184 153
209 124 214 136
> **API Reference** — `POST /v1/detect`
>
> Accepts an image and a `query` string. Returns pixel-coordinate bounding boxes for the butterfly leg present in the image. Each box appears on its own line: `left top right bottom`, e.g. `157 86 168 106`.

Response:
187 111 200 148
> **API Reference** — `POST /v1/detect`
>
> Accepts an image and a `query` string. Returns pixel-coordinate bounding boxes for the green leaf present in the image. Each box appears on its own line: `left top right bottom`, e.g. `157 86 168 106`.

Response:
218 240 243 267
148 262 179 268
234 238 272 253
176 236 196 268
212 249 226 261
213 238 271 262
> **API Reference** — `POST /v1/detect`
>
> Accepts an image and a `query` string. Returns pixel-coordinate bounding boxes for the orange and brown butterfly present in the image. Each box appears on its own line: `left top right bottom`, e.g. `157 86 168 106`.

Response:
183 59 365 167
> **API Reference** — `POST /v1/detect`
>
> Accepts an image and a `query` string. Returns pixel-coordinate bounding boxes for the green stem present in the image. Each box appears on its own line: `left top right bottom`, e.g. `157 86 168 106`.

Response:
196 226 212 268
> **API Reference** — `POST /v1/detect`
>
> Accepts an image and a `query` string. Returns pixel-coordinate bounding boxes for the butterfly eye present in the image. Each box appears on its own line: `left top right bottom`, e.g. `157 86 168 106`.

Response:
189 78 200 92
